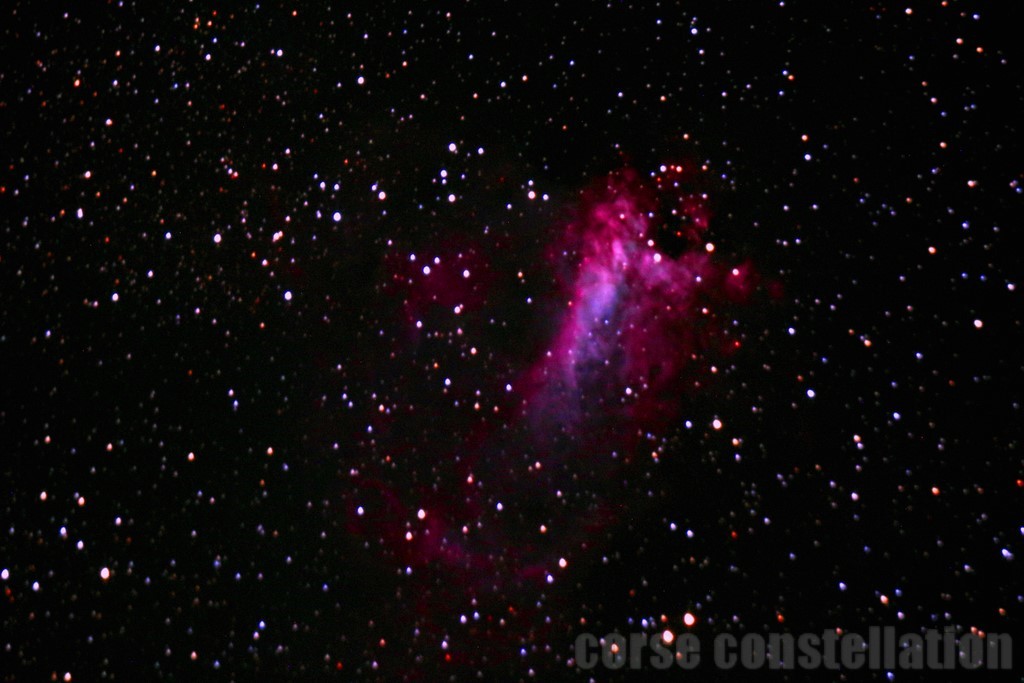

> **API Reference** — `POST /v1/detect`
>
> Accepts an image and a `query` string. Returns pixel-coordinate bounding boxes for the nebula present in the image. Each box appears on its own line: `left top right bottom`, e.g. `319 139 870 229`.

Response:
523 167 753 431
346 166 757 667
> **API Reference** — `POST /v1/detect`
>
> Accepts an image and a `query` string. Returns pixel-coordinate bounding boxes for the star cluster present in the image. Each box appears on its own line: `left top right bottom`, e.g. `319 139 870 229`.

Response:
2 1 1021 681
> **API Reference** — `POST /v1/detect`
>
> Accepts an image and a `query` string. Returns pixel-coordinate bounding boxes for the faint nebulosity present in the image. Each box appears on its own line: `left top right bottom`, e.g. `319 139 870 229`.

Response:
2 2 1022 681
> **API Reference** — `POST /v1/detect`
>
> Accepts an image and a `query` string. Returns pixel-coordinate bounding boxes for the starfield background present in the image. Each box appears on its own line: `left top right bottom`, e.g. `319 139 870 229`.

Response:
2 1 1022 681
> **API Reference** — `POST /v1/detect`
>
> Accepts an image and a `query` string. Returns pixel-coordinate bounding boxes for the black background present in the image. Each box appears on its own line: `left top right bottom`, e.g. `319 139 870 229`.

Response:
2 1 1022 680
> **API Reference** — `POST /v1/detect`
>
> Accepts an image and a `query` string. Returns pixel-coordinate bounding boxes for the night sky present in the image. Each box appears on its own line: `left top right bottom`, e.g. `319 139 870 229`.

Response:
2 1 1022 681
